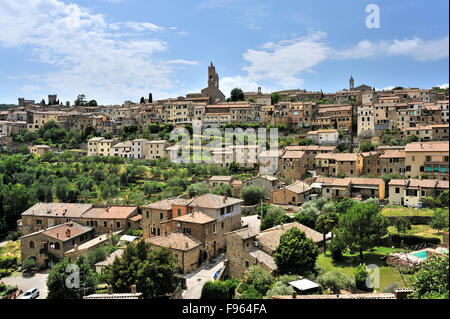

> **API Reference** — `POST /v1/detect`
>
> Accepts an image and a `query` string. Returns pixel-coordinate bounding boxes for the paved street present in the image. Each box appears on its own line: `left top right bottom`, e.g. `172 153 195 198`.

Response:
181 254 225 299
242 215 261 234
1 270 49 299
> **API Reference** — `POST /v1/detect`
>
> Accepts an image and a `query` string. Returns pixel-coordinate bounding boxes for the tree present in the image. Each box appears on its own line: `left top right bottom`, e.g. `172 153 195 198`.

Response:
230 88 244 101
140 97 145 104
265 275 297 298
47 256 97 299
87 100 98 106
240 186 267 206
339 201 388 261
317 269 354 294
107 241 177 299
316 212 338 251
213 184 232 197
411 254 449 299
270 92 281 105
201 280 229 299
429 209 449 234
260 205 289 230
360 141 375 152
186 183 209 198
438 190 449 207
393 217 411 234
74 94 87 106
354 263 369 291
274 227 319 275
244 264 274 295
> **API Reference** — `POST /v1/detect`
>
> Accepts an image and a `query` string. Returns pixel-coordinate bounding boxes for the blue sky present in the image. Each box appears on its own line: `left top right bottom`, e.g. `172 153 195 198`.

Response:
0 0 448 104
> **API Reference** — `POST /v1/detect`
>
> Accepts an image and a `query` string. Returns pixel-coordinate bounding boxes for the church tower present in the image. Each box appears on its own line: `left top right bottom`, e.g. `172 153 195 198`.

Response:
208 62 219 88
349 75 355 90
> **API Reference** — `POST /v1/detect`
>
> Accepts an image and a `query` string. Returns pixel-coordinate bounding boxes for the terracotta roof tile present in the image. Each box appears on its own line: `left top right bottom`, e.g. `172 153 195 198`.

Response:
146 232 201 251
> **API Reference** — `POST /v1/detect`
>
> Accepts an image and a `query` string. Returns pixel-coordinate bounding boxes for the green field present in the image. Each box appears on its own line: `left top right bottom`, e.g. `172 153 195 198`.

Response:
381 206 434 217
316 246 413 292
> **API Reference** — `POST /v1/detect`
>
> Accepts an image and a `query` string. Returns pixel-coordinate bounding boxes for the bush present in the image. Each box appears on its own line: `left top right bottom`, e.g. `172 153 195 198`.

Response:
0 256 18 270
389 234 441 247
201 280 229 299
317 269 355 294
6 231 20 241
354 263 369 291
244 265 273 295
240 286 263 299
240 186 267 206
328 236 345 261
22 258 36 270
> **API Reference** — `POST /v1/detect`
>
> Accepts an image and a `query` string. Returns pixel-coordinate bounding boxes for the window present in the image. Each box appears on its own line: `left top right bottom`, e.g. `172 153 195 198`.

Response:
146 211 149 218
183 227 191 234
104 221 107 227
116 222 121 228
426 156 431 162
29 241 35 249
177 208 181 216
36 219 42 225
160 213 164 220
245 261 249 268
221 222 224 229
395 187 400 194
212 224 217 233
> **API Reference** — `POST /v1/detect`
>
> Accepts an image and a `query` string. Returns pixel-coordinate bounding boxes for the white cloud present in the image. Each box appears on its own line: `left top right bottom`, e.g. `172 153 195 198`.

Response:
379 86 395 91
334 36 449 62
438 83 449 89
220 76 262 97
167 59 199 65
228 32 449 92
0 0 183 104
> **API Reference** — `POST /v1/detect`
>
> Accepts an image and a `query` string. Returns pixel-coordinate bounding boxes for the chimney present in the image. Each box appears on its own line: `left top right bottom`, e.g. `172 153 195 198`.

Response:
74 244 78 252
56 233 59 238
223 194 227 203
185 242 189 249
131 285 137 294
107 286 113 294
66 229 71 237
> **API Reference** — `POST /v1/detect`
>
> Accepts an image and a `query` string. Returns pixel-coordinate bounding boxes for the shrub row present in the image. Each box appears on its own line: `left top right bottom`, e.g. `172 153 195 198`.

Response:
388 234 441 247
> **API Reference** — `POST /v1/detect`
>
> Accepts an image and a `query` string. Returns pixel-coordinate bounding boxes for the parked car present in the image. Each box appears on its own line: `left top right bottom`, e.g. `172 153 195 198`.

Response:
20 288 39 299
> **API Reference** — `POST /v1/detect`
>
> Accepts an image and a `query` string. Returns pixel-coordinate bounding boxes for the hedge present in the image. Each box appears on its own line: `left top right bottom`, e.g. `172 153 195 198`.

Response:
388 234 441 247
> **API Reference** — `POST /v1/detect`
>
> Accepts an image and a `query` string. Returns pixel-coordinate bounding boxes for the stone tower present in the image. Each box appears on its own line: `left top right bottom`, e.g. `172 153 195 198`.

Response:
349 75 354 90
208 62 219 88
201 62 225 104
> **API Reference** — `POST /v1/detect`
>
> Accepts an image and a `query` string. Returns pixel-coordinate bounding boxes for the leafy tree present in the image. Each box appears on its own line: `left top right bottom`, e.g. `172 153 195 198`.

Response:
328 233 346 261
240 186 267 206
293 212 316 229
438 190 449 207
429 209 449 234
317 269 354 294
393 217 411 234
107 241 177 299
201 280 229 299
274 227 319 275
74 94 87 106
270 92 282 105
265 275 297 298
354 263 369 291
316 212 338 251
244 264 273 295
411 254 449 299
87 100 98 106
213 184 232 197
230 88 244 101
22 258 36 270
404 134 419 144
240 286 263 299
260 206 289 231
360 141 375 152
186 183 209 198
339 201 388 261
47 256 97 299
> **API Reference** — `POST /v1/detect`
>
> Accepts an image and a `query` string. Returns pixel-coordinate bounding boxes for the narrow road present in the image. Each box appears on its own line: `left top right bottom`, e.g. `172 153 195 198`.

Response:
1 270 49 299
181 254 225 299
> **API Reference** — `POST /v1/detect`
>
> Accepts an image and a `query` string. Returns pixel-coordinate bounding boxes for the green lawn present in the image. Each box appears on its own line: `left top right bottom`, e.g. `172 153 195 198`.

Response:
316 246 413 292
381 206 434 217
388 224 445 242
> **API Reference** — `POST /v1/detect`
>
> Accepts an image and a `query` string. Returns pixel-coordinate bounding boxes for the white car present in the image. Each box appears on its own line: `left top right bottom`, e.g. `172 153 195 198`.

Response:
20 288 39 299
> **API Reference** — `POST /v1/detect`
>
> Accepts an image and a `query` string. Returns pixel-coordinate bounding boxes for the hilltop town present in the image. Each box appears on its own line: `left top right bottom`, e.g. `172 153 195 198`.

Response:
0 63 448 300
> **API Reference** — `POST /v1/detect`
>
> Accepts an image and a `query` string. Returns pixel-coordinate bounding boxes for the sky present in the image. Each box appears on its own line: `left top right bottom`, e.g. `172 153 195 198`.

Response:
0 0 448 105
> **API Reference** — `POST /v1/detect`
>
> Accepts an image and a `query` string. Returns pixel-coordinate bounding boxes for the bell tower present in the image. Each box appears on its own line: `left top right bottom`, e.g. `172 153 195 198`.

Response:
208 62 219 88
349 75 354 90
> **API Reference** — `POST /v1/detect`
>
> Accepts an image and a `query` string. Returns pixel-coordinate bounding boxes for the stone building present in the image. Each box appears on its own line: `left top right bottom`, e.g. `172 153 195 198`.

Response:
20 222 95 269
378 150 405 175
241 175 282 199
315 153 359 177
20 203 139 236
29 144 51 156
226 222 323 279
193 62 226 105
404 141 449 180
388 179 449 207
358 151 379 176
271 181 312 206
